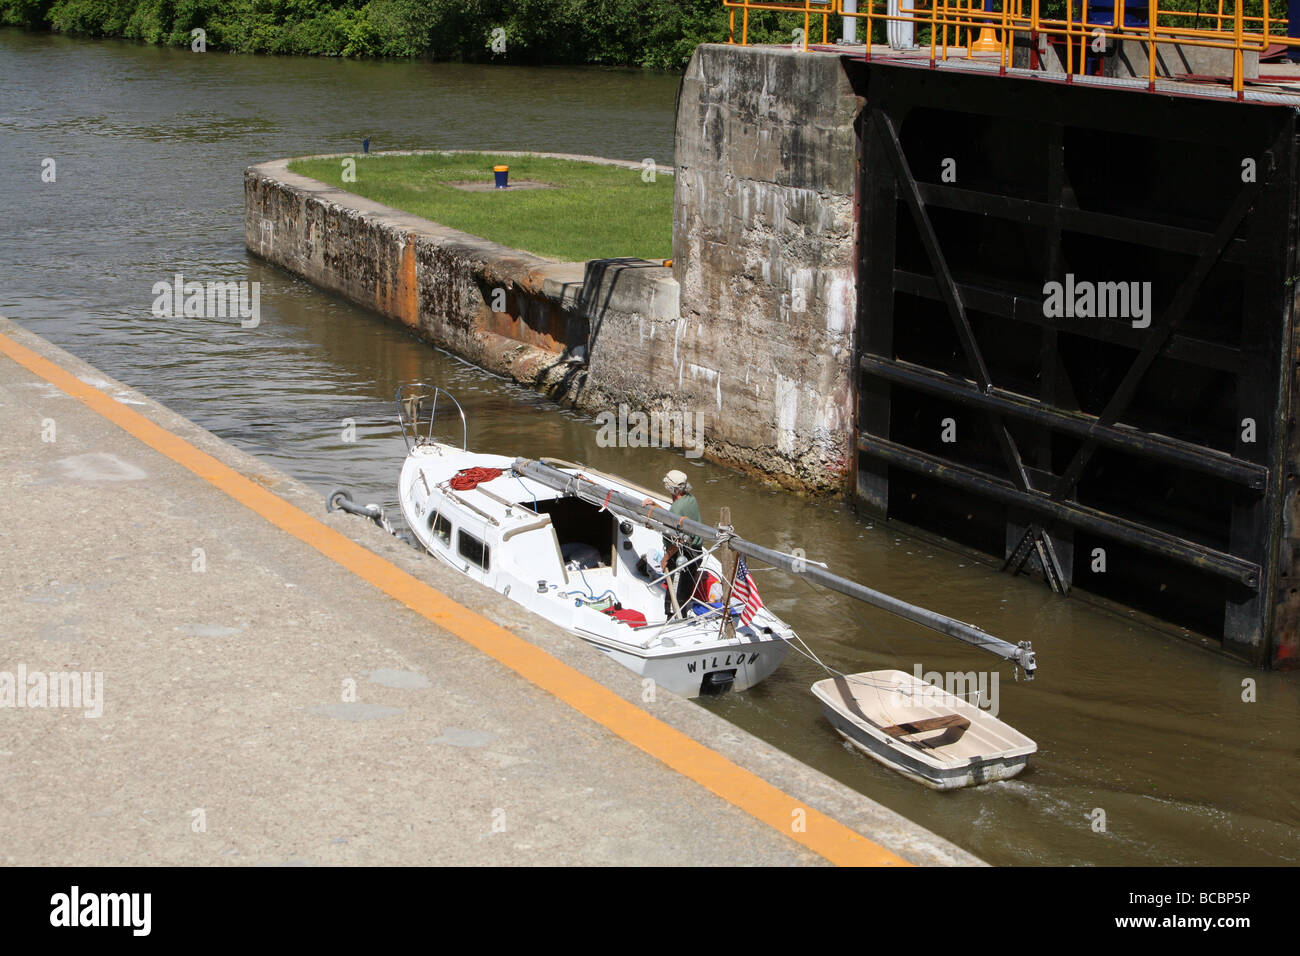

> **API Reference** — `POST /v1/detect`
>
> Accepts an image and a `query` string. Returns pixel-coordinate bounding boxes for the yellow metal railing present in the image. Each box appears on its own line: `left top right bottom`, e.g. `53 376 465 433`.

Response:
726 0 835 50
722 0 1299 93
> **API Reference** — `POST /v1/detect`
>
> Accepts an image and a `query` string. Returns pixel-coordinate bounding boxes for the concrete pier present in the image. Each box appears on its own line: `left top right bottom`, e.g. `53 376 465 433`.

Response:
246 149 858 495
0 317 977 867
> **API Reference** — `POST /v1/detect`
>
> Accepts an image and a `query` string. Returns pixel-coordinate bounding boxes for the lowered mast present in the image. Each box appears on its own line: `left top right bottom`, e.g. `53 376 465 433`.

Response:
512 457 1037 678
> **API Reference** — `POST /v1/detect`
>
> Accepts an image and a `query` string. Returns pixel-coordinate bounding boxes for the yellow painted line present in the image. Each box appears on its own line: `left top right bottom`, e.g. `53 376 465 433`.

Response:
0 328 910 868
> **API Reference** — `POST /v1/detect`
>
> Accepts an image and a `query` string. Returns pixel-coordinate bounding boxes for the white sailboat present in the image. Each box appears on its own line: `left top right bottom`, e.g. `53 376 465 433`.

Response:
383 384 792 698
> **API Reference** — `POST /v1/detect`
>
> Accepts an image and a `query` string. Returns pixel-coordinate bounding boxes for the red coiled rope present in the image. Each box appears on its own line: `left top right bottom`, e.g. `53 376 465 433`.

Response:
448 466 503 490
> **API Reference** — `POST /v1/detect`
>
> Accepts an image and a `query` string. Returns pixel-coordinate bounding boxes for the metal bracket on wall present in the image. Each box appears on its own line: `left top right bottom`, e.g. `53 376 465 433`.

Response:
1003 524 1068 595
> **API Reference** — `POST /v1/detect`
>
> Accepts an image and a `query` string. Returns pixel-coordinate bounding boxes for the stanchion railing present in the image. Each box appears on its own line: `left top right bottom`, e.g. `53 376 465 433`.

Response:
723 0 1300 93
722 0 835 49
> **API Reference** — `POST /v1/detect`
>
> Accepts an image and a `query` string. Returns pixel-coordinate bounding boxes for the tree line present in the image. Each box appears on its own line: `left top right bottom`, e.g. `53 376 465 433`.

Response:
0 0 805 68
1 0 1283 69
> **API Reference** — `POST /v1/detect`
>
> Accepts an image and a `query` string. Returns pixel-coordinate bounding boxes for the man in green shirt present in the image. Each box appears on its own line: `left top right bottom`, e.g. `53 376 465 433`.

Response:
649 469 702 619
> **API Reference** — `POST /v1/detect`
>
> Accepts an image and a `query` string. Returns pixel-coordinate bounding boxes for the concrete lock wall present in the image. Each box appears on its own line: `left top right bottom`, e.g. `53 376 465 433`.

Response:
673 45 863 494
247 87 865 495
244 155 682 416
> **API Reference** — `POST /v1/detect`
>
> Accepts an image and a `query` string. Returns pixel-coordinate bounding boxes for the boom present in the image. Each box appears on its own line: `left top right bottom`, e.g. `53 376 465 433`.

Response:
511 458 1036 677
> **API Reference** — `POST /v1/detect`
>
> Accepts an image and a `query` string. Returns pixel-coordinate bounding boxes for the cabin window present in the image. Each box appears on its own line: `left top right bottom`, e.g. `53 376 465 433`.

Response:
428 510 451 546
458 530 490 570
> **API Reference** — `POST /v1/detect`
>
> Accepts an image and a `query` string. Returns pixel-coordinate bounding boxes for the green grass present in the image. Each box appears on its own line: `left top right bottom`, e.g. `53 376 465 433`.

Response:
288 152 673 262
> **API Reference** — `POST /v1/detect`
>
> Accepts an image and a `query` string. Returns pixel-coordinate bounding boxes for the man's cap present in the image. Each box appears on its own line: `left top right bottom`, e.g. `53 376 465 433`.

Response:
663 469 688 488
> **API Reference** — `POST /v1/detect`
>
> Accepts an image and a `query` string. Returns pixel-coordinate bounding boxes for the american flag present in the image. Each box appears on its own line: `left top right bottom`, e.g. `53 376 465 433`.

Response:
732 556 765 628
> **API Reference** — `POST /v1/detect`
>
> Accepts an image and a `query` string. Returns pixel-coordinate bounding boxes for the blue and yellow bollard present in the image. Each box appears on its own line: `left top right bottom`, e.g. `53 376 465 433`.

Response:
971 0 1000 53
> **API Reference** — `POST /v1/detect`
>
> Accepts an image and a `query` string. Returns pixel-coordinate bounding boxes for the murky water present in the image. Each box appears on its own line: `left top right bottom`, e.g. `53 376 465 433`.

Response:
2 31 1296 866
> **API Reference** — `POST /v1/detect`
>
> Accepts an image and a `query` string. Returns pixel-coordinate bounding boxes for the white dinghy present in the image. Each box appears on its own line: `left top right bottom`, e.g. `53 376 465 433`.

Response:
811 670 1038 790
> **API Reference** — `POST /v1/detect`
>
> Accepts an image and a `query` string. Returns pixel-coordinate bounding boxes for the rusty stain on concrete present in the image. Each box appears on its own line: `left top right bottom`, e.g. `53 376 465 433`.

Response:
400 234 419 327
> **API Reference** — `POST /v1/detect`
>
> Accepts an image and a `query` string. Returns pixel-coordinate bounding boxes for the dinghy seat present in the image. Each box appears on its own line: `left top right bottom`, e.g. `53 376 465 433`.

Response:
879 714 971 748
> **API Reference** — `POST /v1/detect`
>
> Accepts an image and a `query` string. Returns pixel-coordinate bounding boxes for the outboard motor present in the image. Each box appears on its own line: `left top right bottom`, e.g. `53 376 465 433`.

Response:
701 670 737 695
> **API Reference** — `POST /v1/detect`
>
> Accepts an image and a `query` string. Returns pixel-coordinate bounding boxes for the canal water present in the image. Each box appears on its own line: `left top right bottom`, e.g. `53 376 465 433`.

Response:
3 30 1296 866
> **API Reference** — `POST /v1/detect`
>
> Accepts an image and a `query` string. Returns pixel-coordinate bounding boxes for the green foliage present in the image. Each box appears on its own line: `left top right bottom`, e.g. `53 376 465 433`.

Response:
4 0 1289 62
0 0 748 66
0 0 54 27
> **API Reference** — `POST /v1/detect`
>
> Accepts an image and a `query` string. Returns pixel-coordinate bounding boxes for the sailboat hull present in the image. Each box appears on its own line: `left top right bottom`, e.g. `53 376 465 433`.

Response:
597 637 789 697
